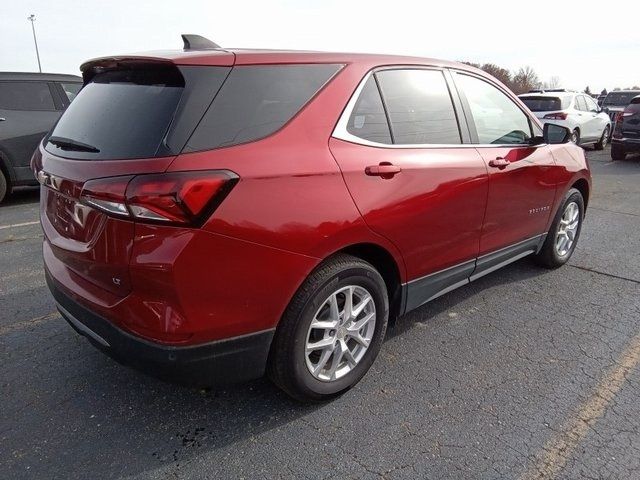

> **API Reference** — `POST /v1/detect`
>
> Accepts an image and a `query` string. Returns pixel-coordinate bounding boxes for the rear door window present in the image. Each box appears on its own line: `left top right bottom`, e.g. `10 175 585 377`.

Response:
346 76 392 144
456 73 532 145
0 81 56 111
375 69 461 145
185 64 342 152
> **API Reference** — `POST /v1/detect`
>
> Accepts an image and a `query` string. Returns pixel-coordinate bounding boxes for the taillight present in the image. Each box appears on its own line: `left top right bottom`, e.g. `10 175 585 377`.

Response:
543 112 568 120
81 175 133 217
80 171 238 227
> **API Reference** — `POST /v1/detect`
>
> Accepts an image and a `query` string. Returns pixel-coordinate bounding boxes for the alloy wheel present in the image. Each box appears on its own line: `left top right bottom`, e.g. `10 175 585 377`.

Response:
555 201 580 257
305 285 376 382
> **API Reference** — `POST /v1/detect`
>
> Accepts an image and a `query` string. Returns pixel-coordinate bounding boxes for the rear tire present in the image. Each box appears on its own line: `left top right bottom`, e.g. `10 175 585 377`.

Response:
594 126 609 150
611 144 626 161
268 254 389 402
0 169 8 204
534 188 584 269
570 129 580 145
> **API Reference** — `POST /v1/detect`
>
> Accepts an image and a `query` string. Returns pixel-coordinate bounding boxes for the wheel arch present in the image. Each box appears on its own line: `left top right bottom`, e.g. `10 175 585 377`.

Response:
571 178 590 211
336 242 404 322
0 148 14 186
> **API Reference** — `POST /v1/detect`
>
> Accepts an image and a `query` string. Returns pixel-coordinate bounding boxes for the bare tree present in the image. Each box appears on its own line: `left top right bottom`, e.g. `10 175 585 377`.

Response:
548 76 561 89
480 63 512 87
512 66 540 94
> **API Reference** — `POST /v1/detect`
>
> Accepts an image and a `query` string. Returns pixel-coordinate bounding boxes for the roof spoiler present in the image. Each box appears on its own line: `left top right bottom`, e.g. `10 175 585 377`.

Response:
181 34 220 50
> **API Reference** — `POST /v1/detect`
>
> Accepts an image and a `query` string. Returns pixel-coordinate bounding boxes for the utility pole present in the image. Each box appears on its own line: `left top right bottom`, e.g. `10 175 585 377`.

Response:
27 14 42 73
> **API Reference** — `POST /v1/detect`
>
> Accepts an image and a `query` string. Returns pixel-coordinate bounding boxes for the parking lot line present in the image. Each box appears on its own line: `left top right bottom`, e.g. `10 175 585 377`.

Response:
519 331 640 480
0 220 40 230
0 311 60 336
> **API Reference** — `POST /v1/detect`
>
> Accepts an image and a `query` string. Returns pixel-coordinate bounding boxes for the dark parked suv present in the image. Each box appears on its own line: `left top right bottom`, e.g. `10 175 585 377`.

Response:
611 95 640 160
0 72 82 202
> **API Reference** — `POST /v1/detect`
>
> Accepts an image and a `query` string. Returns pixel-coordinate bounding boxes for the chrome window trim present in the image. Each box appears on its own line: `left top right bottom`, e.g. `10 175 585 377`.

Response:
332 67 548 150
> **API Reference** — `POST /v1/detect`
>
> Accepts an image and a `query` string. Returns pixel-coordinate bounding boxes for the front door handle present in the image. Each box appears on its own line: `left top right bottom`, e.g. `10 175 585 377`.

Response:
488 157 510 169
365 162 402 179
0 118 6 122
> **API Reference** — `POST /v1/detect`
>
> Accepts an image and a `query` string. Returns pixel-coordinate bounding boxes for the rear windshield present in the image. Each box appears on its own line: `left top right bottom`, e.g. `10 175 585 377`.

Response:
46 63 341 160
47 66 185 160
184 64 342 152
520 96 569 112
604 92 640 107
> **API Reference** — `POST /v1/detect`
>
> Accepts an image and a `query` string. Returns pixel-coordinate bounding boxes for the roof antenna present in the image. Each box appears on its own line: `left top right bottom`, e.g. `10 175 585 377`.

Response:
181 34 220 50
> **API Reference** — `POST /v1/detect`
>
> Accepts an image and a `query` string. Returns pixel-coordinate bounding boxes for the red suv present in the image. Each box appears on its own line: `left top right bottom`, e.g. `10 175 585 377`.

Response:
34 35 591 401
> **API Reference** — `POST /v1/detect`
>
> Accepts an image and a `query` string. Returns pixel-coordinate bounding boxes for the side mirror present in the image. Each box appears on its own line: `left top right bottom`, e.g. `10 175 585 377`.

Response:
543 123 571 144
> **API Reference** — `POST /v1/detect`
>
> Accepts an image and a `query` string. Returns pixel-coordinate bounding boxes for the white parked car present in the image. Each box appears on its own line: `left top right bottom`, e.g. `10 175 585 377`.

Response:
519 90 611 149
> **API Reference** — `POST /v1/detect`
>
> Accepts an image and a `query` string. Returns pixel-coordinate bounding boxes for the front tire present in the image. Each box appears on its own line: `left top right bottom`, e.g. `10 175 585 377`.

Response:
534 188 584 269
594 126 610 150
611 143 626 161
268 254 389 402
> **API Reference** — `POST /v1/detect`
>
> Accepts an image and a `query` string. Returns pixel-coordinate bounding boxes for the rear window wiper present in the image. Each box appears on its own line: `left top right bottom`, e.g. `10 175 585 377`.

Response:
48 136 100 153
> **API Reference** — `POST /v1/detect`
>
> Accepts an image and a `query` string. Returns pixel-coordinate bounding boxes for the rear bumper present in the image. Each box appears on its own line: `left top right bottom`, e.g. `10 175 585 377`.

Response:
611 138 640 151
47 271 275 384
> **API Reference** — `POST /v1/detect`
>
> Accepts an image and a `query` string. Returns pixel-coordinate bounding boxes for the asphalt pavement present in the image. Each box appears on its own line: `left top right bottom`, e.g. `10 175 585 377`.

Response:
1 147 639 479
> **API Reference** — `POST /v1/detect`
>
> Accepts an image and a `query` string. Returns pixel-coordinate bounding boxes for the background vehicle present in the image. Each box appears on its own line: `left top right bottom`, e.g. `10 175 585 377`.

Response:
519 90 611 149
602 90 640 122
611 95 640 160
36 35 591 401
0 72 82 203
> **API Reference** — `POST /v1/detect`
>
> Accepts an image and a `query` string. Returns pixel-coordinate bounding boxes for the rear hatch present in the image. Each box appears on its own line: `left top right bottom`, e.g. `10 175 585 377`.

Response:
37 57 233 297
519 96 569 120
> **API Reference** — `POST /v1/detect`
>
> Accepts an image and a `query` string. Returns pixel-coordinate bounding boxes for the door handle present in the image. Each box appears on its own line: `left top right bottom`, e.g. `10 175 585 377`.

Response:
365 162 402 178
0 118 5 122
488 157 509 169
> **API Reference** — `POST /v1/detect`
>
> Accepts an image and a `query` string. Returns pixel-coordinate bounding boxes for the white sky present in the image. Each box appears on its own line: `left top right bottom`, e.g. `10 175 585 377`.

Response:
2 0 639 92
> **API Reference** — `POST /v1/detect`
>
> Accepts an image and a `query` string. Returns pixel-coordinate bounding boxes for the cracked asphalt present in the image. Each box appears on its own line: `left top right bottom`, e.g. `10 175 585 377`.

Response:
1 148 639 480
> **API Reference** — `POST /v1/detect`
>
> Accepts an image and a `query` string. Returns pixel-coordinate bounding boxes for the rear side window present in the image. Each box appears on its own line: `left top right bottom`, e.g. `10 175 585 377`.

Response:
375 69 461 145
46 66 185 160
346 77 392 144
0 81 55 111
456 73 532 145
520 96 568 112
60 82 82 102
185 64 342 152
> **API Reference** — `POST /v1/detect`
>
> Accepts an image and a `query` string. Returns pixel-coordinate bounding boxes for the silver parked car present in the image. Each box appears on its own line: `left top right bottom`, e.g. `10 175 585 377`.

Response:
519 90 611 149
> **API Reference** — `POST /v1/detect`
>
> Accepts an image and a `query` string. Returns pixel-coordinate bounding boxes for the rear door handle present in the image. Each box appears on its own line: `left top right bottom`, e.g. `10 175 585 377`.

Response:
488 157 509 169
365 163 402 178
0 118 5 122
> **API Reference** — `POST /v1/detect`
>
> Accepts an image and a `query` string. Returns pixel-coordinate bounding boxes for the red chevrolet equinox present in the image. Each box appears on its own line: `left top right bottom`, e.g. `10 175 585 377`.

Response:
34 35 591 401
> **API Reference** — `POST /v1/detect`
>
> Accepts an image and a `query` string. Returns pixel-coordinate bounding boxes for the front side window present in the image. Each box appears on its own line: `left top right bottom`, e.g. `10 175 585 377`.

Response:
375 69 461 145
456 73 532 145
584 96 598 112
575 96 588 111
0 81 55 111
185 64 342 152
346 77 392 144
